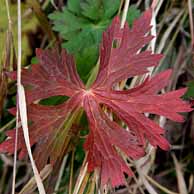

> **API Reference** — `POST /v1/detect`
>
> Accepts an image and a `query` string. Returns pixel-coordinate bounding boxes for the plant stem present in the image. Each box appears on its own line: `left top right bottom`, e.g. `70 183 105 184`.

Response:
54 155 68 193
188 0 194 47
145 175 179 194
69 150 75 194
0 118 16 133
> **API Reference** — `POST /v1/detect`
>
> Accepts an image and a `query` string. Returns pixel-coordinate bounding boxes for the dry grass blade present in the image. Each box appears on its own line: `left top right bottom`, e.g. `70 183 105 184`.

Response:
4 0 18 192
156 9 184 54
188 0 194 46
73 158 88 194
121 0 130 28
154 0 164 16
155 11 188 73
135 158 158 194
142 179 158 194
78 173 90 194
188 174 194 193
12 105 18 194
0 67 8 117
16 0 46 193
54 154 68 193
172 153 188 194
18 86 46 194
0 118 16 133
0 0 14 118
19 164 53 194
86 174 95 194
145 175 179 194
69 150 75 194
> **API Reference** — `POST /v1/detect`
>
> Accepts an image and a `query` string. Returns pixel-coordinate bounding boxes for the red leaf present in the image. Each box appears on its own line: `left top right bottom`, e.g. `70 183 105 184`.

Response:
93 10 162 89
0 9 192 187
83 95 144 186
7 49 85 104
0 93 82 170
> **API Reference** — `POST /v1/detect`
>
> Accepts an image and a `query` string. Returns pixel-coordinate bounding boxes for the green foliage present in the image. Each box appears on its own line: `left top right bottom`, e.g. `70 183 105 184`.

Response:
49 0 120 81
127 5 141 26
184 80 194 99
31 56 39 64
0 133 6 143
39 96 69 106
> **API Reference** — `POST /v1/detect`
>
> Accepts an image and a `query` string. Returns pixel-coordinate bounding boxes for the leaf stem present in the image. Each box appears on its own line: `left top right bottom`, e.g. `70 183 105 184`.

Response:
86 60 100 89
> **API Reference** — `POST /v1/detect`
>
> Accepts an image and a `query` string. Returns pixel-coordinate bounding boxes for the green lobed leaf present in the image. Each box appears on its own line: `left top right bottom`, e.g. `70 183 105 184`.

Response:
81 0 103 21
49 1 140 82
127 5 141 26
67 0 81 15
49 0 120 81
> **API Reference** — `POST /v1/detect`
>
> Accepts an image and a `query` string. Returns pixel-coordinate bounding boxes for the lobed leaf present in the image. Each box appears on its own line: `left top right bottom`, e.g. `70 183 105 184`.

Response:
0 9 192 188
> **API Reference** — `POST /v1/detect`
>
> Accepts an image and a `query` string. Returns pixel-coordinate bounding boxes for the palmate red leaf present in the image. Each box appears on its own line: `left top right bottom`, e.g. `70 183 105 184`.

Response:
0 9 192 187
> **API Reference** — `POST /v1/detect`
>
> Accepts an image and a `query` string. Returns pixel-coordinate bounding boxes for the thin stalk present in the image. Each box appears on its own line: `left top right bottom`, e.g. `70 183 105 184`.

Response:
18 165 52 194
73 155 88 194
16 0 46 193
121 0 130 28
5 0 11 26
132 174 146 194
146 1 158 76
0 118 16 133
86 59 100 89
54 155 68 193
12 107 18 194
78 173 90 194
69 150 75 194
118 0 124 15
188 0 194 47
156 9 184 54
9 0 18 191
145 175 179 194
86 174 95 194
155 10 188 73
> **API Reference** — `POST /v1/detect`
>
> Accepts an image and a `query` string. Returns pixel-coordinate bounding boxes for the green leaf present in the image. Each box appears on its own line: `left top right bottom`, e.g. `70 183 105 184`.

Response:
49 0 120 81
75 46 99 83
127 5 141 26
67 0 81 14
31 56 39 64
39 96 69 106
49 2 141 82
184 81 194 99
81 0 103 21
103 0 120 18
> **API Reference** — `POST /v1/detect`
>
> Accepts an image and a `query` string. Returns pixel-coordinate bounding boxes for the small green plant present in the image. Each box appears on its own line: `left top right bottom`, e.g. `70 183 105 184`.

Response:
49 0 140 81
